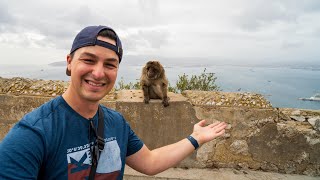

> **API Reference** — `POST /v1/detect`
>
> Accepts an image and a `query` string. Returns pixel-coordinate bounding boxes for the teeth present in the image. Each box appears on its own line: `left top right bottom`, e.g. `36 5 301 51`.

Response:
87 81 103 87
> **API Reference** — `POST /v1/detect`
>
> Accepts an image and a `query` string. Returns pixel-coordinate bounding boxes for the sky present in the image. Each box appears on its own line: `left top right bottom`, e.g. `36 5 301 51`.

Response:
0 0 320 66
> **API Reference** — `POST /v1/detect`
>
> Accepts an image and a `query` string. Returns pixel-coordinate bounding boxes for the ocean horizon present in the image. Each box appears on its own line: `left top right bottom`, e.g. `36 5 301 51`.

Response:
0 63 319 110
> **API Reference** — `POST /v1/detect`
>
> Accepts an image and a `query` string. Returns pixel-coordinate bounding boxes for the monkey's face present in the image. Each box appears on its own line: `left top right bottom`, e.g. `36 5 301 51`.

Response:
145 61 163 80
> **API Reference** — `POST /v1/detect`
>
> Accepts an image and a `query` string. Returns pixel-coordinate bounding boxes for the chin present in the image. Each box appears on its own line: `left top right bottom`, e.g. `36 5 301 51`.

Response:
85 96 104 102
81 92 107 102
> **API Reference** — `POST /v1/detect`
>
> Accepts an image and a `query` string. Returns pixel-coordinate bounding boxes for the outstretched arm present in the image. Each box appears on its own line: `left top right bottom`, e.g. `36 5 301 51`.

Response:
126 120 227 175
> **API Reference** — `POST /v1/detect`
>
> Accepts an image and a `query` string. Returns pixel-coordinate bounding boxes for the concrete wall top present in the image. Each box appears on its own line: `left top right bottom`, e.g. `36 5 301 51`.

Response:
1 77 320 176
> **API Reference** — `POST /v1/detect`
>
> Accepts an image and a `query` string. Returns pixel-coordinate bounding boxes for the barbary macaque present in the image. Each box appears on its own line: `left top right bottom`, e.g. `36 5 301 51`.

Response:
140 61 169 107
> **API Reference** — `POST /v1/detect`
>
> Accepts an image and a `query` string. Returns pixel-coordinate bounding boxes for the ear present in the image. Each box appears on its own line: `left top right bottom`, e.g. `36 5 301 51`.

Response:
157 61 163 69
66 54 72 74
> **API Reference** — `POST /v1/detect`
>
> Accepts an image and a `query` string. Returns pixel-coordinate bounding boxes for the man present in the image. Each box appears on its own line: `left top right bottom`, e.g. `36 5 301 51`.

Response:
0 25 227 179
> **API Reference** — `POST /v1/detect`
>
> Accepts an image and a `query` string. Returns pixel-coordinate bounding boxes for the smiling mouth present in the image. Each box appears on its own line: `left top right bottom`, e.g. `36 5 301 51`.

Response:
85 80 106 87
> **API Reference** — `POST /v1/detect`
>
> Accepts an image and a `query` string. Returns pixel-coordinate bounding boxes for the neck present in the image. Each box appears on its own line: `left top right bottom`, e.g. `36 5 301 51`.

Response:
62 87 99 119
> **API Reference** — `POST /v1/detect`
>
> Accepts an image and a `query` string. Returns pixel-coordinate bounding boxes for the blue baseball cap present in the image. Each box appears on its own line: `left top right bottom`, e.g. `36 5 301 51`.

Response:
67 25 123 76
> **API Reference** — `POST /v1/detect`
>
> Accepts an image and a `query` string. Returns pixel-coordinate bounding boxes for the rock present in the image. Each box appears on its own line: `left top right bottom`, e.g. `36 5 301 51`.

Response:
307 116 320 131
260 162 279 172
196 141 216 167
0 77 116 101
291 110 301 116
230 140 249 155
284 162 296 174
224 133 231 138
290 116 306 122
295 151 309 164
226 124 232 130
181 90 272 108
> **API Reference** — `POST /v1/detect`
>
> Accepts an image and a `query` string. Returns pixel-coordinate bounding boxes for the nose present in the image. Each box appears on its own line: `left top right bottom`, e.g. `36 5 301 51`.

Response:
91 63 105 79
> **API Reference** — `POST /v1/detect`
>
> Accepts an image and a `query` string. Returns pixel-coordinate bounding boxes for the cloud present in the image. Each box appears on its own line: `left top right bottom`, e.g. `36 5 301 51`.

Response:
0 2 14 24
0 1 17 33
119 26 170 56
138 0 159 18
235 0 320 31
281 40 303 49
0 0 320 65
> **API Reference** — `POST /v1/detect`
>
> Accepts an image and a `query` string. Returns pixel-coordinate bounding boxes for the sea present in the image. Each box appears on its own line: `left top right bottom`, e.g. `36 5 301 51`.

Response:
0 63 319 110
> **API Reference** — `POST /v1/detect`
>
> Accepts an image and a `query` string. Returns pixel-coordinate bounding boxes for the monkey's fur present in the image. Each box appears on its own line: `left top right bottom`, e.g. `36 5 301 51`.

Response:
140 61 169 107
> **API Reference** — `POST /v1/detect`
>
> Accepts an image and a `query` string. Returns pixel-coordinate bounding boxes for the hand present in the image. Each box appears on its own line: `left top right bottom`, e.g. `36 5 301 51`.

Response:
190 120 227 146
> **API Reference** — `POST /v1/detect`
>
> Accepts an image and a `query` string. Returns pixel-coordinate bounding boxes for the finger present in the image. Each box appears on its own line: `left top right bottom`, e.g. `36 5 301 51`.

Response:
197 120 207 127
209 122 227 129
213 124 227 132
216 122 227 129
215 129 225 136
208 121 221 128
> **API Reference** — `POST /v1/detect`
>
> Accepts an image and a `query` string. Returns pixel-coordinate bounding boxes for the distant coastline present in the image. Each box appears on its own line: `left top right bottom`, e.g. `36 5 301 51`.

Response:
1 62 320 110
47 59 320 71
48 61 66 66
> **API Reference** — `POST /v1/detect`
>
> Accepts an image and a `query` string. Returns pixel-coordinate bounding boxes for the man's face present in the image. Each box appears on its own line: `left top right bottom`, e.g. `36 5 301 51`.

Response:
66 36 119 103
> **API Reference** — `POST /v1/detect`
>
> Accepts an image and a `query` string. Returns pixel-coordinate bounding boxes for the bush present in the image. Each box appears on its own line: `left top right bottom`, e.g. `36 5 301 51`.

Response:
115 77 140 90
172 68 220 93
115 68 220 93
168 83 178 93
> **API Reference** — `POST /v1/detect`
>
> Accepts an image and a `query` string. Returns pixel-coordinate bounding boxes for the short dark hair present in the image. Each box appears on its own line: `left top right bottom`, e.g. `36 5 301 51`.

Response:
98 29 117 41
69 29 118 59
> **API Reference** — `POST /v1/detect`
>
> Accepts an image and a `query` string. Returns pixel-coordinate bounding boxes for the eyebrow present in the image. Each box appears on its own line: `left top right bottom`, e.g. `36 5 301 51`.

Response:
80 52 119 63
79 52 98 59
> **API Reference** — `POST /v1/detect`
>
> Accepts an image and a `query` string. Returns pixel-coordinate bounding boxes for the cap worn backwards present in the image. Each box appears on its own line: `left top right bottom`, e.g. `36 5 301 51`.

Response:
66 25 123 76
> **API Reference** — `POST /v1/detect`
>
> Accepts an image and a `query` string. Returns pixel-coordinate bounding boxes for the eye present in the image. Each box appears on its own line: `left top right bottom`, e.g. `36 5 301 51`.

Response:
83 59 94 64
104 63 117 69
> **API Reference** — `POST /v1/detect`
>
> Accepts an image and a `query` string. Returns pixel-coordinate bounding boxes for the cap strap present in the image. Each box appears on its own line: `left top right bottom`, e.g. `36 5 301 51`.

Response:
95 40 121 55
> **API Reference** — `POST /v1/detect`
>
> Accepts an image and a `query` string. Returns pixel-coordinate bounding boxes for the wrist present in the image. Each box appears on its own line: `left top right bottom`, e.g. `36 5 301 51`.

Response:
190 132 203 145
187 135 200 150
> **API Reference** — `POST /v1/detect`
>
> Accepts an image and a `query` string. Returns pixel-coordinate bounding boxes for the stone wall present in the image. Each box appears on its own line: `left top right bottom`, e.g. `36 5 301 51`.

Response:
0 77 319 176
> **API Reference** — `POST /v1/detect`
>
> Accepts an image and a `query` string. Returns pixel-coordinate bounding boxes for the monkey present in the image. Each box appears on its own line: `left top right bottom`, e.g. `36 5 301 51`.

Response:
140 60 169 107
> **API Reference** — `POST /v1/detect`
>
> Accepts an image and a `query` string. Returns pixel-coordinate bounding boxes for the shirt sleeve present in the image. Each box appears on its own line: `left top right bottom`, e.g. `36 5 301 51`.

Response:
126 123 144 157
0 120 45 179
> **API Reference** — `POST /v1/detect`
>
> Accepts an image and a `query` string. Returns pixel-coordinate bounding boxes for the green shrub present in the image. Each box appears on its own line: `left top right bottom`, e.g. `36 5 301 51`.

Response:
115 77 140 90
168 83 178 93
115 68 220 93
172 68 220 93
